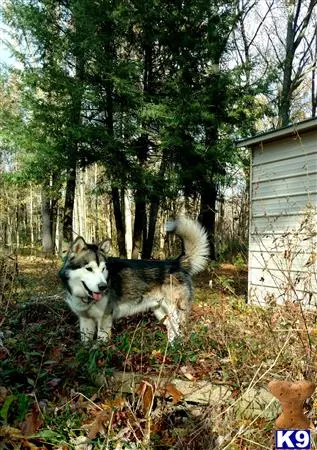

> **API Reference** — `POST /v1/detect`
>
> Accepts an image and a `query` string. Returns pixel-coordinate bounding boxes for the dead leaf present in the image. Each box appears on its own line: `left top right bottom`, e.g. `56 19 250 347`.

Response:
48 346 63 361
86 409 112 439
0 425 24 439
21 405 43 436
136 379 155 414
151 350 172 364
70 435 92 450
84 397 125 439
180 366 195 381
21 438 47 449
0 426 47 450
164 383 183 404
100 397 125 411
0 386 8 403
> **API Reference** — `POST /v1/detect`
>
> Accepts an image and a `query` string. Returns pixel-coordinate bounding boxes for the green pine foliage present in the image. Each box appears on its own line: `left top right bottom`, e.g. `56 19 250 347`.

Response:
1 0 269 254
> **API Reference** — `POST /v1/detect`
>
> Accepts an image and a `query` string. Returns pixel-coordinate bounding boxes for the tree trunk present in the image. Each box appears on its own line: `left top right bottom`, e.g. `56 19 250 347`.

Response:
62 12 85 243
142 197 159 259
112 186 127 257
16 200 20 250
132 193 146 259
199 182 217 261
142 151 168 259
131 37 154 259
277 1 317 126
30 184 34 248
41 188 53 253
51 197 58 252
278 12 295 127
50 172 59 252
94 164 99 241
124 190 133 258
101 17 128 256
63 164 76 243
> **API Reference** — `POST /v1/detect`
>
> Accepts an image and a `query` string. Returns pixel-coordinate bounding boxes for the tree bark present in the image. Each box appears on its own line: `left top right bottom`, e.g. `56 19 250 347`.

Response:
132 193 146 258
30 184 34 248
278 10 295 127
142 197 159 259
199 181 217 261
142 151 168 259
63 164 76 243
41 188 53 253
50 172 59 251
131 135 150 259
278 0 317 126
124 190 133 258
112 186 127 257
62 9 85 243
131 36 154 258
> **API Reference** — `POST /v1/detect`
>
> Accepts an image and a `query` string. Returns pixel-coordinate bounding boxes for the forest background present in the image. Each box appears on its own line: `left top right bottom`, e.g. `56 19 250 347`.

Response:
0 0 316 261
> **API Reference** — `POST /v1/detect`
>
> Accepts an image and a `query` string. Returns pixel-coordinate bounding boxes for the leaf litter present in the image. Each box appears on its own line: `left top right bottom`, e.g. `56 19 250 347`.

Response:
1 256 317 449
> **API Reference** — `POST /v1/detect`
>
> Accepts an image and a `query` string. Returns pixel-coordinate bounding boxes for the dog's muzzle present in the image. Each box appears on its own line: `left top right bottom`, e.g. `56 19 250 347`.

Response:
98 282 108 292
82 281 108 302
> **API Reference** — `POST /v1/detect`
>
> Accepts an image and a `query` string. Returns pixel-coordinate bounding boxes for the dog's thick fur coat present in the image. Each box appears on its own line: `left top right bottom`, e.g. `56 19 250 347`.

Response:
59 217 209 342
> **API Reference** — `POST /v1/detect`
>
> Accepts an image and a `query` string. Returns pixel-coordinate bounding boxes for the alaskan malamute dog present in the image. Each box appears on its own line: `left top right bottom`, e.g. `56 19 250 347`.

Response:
59 217 209 342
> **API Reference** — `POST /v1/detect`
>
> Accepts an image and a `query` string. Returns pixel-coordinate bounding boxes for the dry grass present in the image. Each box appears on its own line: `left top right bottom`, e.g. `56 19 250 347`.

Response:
1 255 317 449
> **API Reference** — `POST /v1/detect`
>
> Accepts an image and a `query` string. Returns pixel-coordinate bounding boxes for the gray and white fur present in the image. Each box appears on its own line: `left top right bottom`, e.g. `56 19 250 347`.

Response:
59 216 209 343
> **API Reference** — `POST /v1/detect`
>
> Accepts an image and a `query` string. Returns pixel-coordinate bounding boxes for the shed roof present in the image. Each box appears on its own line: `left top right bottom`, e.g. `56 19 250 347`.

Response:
236 117 317 148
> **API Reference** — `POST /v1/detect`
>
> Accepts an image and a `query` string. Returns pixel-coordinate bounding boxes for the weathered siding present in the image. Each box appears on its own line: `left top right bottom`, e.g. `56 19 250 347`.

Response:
249 130 317 306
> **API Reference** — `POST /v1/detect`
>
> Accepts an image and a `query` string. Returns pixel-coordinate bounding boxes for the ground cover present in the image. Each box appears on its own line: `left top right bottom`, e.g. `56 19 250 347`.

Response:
1 255 316 449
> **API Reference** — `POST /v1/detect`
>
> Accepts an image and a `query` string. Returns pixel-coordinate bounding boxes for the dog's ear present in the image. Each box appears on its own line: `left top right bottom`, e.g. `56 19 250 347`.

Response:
61 240 71 259
99 238 111 255
70 237 88 255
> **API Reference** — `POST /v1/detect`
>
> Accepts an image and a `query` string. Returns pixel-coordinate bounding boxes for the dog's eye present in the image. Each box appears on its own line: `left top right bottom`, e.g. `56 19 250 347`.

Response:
86 267 93 272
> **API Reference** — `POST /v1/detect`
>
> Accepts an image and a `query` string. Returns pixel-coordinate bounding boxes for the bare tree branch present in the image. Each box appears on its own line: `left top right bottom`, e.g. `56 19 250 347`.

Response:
267 34 284 66
294 0 317 49
232 29 245 65
268 10 286 49
248 0 274 49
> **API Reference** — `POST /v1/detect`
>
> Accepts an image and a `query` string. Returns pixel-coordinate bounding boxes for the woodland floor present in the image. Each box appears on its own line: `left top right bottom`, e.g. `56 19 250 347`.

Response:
1 254 317 449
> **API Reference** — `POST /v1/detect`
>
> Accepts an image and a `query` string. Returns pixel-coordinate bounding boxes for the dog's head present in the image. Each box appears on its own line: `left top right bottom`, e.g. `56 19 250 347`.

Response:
59 237 111 301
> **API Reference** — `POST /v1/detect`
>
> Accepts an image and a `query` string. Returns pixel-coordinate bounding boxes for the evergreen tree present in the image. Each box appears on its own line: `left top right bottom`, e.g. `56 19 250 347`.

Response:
2 0 265 258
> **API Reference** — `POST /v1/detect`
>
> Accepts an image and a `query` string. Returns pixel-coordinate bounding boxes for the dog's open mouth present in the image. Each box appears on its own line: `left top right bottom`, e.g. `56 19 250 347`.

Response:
82 282 103 301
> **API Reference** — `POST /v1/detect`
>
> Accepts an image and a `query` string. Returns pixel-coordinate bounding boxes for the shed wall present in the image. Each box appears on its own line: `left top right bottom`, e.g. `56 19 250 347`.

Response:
249 130 317 305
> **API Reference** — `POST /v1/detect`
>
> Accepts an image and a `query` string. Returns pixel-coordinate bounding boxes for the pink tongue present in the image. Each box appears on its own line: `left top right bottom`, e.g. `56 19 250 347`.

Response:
92 292 102 301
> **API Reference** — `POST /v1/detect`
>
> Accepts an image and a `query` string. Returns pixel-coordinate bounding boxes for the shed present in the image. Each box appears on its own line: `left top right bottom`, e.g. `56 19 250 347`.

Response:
237 118 317 306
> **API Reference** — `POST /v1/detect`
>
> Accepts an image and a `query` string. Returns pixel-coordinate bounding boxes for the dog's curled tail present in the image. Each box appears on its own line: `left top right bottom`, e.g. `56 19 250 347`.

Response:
166 216 209 275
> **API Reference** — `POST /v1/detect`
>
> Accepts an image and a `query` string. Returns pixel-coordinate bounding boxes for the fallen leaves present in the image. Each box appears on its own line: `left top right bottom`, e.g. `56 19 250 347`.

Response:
85 409 112 439
137 380 155 414
83 397 126 439
0 425 25 440
164 383 183 405
21 405 43 437
80 379 184 444
0 424 47 450
0 386 8 402
136 378 183 410
180 365 195 381
5 254 313 448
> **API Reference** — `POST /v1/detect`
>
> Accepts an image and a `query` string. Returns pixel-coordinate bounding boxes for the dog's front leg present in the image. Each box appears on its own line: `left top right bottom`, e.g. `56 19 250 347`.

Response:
97 315 113 341
79 317 96 342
